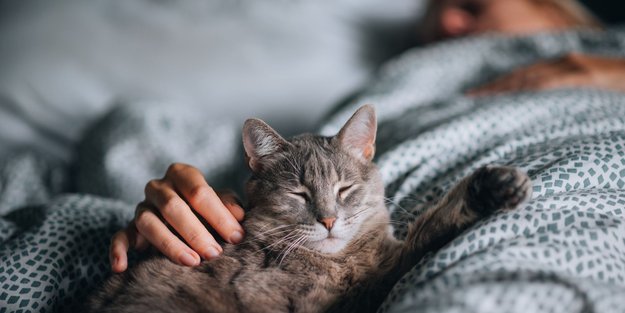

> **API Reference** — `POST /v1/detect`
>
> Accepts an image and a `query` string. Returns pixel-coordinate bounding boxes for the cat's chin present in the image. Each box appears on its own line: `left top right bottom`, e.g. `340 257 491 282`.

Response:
308 237 349 254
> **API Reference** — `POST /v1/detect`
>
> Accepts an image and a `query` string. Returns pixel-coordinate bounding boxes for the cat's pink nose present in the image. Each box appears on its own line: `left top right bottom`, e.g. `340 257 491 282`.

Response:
318 217 336 231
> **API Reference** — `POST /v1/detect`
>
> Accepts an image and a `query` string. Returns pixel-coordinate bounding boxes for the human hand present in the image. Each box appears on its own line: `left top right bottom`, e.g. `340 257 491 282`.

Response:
468 53 625 97
109 163 245 273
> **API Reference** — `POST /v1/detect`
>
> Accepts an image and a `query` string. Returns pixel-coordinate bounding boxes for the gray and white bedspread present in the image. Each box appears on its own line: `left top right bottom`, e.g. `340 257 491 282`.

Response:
3 28 625 312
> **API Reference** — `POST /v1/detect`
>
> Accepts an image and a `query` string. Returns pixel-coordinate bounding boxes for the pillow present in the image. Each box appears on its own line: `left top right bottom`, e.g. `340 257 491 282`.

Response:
0 0 422 162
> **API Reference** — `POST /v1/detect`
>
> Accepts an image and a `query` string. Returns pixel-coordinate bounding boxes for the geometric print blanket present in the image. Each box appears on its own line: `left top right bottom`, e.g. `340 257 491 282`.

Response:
2 27 625 312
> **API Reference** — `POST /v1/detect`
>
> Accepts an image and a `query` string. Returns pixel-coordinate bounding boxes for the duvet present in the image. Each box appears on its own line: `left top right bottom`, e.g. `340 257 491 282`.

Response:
2 27 625 313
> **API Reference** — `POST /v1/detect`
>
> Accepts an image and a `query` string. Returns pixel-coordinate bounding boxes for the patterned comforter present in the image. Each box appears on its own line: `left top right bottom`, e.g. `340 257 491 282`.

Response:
2 27 625 312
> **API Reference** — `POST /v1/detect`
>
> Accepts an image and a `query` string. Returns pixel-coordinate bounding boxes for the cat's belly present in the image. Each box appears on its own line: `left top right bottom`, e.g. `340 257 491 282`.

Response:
215 229 395 313
222 246 387 313
230 265 348 313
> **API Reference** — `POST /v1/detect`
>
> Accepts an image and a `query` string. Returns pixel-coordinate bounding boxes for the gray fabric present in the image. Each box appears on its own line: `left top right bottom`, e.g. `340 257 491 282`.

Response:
0 0 421 162
2 27 625 312
75 102 241 203
0 152 67 215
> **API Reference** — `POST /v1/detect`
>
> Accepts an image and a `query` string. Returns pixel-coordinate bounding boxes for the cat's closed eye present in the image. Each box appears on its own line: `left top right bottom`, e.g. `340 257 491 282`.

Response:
337 185 354 199
290 191 310 203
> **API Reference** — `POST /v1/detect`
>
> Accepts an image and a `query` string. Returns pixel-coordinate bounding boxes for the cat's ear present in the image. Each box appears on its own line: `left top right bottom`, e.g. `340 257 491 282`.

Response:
336 104 377 162
242 118 288 172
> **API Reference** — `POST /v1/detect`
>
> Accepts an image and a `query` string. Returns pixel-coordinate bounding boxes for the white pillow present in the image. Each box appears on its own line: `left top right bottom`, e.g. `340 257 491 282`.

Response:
0 0 422 161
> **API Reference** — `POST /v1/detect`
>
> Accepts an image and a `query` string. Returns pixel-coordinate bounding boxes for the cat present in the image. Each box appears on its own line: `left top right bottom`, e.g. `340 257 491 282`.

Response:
88 105 532 313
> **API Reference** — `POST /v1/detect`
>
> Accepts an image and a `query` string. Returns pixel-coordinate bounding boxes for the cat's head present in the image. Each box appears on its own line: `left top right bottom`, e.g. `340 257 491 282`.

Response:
242 105 387 254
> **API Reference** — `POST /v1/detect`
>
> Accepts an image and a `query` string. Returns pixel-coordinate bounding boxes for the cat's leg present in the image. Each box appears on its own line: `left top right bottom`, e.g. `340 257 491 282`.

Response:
399 165 531 270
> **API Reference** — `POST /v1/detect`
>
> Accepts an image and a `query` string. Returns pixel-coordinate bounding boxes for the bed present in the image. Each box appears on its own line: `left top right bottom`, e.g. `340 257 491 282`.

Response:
1 3 625 313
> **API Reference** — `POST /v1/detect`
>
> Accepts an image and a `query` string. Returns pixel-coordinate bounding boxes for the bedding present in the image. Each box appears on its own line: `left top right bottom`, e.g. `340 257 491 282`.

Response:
0 0 420 162
2 27 625 312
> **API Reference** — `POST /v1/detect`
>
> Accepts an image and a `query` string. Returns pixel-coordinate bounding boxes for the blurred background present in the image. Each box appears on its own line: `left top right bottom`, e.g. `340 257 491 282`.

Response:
0 0 423 162
0 0 622 163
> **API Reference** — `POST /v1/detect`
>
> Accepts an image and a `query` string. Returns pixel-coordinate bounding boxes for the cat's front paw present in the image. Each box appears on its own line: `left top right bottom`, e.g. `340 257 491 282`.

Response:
465 165 532 216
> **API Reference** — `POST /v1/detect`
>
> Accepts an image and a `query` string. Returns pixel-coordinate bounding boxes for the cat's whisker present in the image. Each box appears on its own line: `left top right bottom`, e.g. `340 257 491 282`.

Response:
387 194 444 212
345 207 372 223
278 233 306 260
262 228 308 253
253 224 296 237
351 208 369 219
275 236 297 263
365 221 410 227
261 230 302 252
258 229 297 243
356 225 405 240
255 224 295 235
244 228 298 246
384 197 416 218
243 225 298 245
277 234 308 266
346 207 369 219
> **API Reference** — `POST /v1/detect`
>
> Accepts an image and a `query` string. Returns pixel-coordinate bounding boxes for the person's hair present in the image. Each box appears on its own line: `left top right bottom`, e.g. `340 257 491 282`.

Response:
533 0 603 28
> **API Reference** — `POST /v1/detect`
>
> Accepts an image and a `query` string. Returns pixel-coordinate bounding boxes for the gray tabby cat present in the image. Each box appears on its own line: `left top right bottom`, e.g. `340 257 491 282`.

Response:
89 105 531 313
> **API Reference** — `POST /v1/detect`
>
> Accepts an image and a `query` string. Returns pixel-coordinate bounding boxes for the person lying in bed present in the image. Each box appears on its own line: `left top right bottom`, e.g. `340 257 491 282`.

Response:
109 0 625 273
420 0 625 96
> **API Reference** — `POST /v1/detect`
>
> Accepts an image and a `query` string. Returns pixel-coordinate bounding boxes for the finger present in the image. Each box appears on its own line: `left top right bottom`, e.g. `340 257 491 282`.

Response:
128 222 150 251
467 68 528 96
110 230 130 273
534 74 587 91
468 62 561 96
217 190 245 222
166 164 245 244
468 75 520 96
514 62 583 92
145 180 222 260
134 232 149 251
134 204 201 266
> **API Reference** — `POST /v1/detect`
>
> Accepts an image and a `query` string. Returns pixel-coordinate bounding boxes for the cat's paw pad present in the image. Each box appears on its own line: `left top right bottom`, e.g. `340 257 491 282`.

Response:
466 165 532 215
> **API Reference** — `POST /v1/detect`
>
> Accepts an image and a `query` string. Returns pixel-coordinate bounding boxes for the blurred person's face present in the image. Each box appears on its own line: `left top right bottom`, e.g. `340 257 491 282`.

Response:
418 0 577 43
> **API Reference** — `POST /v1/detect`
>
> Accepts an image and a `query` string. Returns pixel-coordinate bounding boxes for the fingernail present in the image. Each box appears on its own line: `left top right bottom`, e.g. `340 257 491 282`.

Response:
205 247 220 259
179 252 199 266
229 231 244 244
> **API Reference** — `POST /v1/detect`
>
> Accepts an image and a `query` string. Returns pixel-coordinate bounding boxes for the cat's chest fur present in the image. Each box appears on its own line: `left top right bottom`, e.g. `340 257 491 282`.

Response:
203 223 393 313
